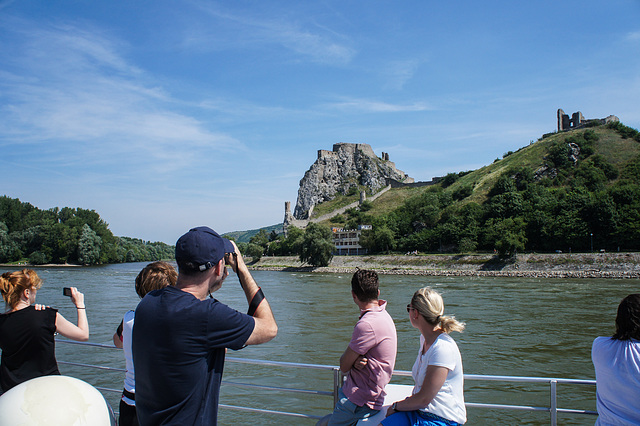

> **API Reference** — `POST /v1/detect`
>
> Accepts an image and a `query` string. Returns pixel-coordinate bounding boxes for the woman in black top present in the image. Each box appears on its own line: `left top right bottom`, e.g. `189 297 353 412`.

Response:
0 269 89 392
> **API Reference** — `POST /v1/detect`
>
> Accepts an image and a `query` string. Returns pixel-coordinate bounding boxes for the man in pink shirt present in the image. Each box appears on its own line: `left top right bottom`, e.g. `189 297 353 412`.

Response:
327 270 398 425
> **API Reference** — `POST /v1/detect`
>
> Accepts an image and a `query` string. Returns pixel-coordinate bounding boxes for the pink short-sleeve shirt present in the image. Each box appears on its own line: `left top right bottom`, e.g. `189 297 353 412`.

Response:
343 300 397 409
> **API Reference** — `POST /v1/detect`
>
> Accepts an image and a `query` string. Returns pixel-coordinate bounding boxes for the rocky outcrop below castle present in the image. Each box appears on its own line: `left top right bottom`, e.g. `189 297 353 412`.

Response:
292 143 412 219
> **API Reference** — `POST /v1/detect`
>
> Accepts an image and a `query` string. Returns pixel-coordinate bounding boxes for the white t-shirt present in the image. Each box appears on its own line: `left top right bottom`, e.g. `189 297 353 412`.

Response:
121 310 135 405
412 333 466 424
592 336 640 425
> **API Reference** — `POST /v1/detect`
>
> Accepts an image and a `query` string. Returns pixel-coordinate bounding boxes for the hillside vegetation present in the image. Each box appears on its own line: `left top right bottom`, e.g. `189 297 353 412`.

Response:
0 197 174 265
314 121 640 256
224 223 283 244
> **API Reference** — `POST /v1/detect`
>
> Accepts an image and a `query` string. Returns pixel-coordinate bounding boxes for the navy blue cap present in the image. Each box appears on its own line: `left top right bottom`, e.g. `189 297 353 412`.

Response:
175 226 235 271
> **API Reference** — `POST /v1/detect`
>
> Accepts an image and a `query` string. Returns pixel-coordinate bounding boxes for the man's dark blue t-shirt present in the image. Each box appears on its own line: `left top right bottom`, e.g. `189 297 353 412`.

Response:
132 286 255 425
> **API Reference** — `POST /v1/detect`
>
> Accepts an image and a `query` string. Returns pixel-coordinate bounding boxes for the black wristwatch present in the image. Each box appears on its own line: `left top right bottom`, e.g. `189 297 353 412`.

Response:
391 402 398 412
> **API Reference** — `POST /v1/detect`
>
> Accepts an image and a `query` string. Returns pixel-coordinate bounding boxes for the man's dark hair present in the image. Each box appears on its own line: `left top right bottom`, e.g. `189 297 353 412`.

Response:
176 260 205 276
613 294 640 341
351 269 379 302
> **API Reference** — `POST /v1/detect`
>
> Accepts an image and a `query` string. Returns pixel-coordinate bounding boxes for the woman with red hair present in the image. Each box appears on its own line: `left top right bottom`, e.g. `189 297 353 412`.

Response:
0 269 89 393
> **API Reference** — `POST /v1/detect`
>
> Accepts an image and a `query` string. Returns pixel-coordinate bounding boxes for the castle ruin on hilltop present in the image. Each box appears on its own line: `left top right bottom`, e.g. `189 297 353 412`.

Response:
557 109 619 132
283 143 443 233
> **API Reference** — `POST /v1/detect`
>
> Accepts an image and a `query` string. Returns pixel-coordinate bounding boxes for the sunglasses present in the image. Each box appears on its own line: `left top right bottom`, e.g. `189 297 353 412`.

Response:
406 304 415 313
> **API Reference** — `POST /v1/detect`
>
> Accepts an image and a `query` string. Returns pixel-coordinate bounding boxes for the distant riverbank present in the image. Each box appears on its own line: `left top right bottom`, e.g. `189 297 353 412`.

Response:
4 252 640 279
248 252 640 279
0 263 81 268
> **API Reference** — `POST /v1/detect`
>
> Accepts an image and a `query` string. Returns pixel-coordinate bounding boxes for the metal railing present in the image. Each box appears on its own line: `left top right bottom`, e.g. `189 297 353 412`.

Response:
55 340 597 425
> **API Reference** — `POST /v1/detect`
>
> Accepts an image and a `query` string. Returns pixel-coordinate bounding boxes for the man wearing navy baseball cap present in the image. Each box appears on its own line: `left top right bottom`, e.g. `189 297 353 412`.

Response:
133 226 278 426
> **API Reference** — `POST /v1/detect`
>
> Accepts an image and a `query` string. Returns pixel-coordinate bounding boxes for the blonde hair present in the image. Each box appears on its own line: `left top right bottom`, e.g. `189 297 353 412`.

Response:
0 269 43 310
135 261 177 298
411 286 465 334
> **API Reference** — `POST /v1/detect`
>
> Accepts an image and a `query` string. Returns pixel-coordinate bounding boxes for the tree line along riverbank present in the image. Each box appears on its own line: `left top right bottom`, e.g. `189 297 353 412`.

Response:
247 252 640 279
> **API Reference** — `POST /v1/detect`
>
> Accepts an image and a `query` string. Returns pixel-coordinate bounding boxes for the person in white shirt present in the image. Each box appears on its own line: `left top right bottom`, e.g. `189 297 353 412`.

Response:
382 287 466 426
112 261 177 426
591 293 640 425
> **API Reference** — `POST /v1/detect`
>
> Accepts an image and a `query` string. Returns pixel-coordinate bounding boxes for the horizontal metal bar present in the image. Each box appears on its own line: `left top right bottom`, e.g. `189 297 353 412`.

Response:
557 408 598 415
465 374 596 385
226 356 339 371
55 341 597 386
58 360 125 373
56 339 120 350
220 404 323 420
222 380 333 396
466 403 597 417
466 402 550 412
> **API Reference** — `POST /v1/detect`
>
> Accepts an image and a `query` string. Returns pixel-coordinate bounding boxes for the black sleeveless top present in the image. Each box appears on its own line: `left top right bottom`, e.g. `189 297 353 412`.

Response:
0 306 60 392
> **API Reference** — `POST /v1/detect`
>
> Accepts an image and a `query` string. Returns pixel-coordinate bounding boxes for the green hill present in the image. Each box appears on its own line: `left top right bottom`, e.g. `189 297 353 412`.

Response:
224 223 283 243
316 122 640 255
314 123 639 219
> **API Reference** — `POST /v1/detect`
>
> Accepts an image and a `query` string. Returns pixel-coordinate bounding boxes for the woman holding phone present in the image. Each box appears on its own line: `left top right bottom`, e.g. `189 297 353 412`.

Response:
0 269 89 393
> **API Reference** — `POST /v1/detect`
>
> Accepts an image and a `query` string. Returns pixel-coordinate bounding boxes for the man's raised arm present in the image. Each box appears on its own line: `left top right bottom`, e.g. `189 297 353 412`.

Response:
228 243 277 346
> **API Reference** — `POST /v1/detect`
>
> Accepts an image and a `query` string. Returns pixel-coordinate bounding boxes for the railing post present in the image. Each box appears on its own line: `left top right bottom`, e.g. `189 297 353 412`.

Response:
333 368 341 407
550 380 557 426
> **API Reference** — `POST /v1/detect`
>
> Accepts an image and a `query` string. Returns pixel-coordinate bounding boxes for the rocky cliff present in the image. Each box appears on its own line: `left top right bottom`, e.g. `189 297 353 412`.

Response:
292 143 412 219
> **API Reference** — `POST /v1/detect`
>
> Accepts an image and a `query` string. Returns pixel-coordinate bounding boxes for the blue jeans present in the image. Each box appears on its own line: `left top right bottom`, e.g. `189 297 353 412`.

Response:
328 389 380 426
381 410 461 426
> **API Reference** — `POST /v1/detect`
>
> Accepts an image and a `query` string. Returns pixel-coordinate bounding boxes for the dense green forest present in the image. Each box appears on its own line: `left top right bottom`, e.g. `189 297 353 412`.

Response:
0 197 174 265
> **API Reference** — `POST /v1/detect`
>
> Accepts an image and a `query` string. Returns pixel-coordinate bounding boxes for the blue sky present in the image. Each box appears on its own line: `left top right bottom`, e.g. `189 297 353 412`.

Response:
1 1 639 244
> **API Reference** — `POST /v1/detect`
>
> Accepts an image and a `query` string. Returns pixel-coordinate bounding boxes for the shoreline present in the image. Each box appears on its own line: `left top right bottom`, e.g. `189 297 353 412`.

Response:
247 252 640 279
3 252 640 279
0 263 81 268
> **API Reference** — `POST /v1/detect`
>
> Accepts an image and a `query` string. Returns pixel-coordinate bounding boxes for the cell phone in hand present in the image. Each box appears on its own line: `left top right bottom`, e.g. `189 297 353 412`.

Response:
63 287 72 297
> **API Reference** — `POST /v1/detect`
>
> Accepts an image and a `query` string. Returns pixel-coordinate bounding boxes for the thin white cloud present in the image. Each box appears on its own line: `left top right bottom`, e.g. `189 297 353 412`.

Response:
382 59 423 91
625 30 640 42
197 98 295 120
0 17 239 174
186 1 355 65
325 97 433 113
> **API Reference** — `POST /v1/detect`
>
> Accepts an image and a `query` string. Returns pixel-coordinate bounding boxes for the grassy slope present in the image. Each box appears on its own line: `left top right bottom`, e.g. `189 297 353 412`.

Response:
411 126 638 208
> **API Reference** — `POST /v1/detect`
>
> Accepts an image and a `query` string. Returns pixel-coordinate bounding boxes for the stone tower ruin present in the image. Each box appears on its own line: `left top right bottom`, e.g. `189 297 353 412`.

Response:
557 108 619 132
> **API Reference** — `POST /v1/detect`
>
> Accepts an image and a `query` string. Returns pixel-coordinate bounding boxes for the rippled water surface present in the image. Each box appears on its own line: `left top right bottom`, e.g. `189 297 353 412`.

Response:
2 263 638 425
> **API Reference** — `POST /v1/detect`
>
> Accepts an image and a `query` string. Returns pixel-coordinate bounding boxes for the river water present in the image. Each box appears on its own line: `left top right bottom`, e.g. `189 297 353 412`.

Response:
1 263 638 425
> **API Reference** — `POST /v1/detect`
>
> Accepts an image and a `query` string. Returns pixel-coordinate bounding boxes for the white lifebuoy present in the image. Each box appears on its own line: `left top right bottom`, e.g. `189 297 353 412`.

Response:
0 375 115 425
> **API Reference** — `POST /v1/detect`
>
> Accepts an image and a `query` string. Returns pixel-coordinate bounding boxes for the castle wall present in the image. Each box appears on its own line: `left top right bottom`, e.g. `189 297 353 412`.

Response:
318 149 335 159
557 108 616 132
386 177 439 189
284 185 392 232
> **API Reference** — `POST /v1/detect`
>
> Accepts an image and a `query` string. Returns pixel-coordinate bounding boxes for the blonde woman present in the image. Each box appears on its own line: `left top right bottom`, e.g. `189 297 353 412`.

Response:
0 269 89 393
382 287 466 426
